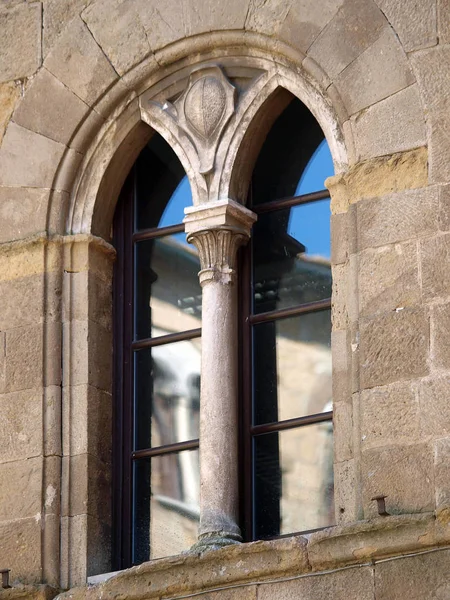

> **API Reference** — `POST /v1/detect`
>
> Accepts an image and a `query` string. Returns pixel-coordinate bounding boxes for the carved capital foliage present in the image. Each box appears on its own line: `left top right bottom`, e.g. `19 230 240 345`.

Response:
171 65 236 175
187 228 247 285
184 198 257 285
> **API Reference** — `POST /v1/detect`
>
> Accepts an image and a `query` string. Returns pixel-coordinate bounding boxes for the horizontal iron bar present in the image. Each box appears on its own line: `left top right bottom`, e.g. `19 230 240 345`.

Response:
132 222 185 243
251 411 333 435
132 328 202 351
253 189 330 214
250 298 331 325
132 438 199 460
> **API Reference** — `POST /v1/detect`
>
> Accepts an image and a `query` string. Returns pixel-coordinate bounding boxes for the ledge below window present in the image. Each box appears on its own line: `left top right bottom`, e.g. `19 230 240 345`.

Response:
10 510 450 600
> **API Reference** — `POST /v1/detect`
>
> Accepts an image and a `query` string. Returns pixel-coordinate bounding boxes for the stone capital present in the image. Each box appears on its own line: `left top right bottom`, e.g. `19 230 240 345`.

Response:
184 199 256 285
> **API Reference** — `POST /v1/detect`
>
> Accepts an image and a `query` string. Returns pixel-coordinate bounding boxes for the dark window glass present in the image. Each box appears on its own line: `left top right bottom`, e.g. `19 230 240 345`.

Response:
243 95 335 541
253 311 332 425
253 423 334 538
250 98 327 206
134 136 192 231
134 237 201 340
133 450 200 563
114 133 200 569
134 341 201 450
252 202 331 315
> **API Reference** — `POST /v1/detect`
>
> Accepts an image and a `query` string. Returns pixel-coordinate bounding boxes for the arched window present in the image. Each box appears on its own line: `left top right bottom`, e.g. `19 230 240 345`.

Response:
113 134 202 567
113 93 334 569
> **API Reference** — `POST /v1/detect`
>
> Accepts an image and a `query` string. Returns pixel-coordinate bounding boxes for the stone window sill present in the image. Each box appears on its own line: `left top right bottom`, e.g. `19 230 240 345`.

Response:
67 510 450 600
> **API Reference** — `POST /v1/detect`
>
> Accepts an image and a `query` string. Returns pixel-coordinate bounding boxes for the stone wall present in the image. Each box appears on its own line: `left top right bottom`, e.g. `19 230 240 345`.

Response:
0 0 449 597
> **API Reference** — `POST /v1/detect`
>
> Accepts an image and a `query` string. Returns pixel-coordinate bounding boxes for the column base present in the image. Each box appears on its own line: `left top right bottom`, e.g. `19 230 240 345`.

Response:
189 532 242 554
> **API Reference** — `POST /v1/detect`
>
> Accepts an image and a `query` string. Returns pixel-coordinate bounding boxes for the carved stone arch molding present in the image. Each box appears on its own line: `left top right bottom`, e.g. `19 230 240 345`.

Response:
139 57 348 208
59 44 348 588
66 45 348 239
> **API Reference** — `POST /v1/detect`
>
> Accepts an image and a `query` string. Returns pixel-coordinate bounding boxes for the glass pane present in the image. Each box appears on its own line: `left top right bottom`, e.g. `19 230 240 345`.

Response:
134 135 192 231
134 339 201 450
250 98 326 206
133 450 200 563
295 139 334 196
134 236 202 340
253 311 331 425
253 424 334 539
252 201 331 315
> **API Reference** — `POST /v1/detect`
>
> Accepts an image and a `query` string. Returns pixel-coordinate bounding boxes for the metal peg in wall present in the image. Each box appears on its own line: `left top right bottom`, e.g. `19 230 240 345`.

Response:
0 569 11 589
371 495 389 516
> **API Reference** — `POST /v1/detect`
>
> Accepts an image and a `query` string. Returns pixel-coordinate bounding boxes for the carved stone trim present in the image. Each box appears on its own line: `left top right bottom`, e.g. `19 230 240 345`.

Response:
184 199 256 285
187 228 246 285
169 66 236 175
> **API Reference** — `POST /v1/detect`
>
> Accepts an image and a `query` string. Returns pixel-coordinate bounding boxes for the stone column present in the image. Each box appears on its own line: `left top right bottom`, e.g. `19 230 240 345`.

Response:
184 198 256 549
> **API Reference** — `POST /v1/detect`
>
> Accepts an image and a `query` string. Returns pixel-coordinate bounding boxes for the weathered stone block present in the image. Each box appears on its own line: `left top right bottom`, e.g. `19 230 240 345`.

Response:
430 303 450 371
438 0 450 43
259 564 374 600
307 0 386 79
0 457 42 520
419 377 450 437
0 239 62 283
3 325 43 393
361 443 434 517
351 85 426 160
328 147 428 214
377 0 437 51
358 241 420 317
334 458 359 523
245 0 292 36
0 81 20 145
64 238 115 282
0 188 51 243
82 0 150 76
0 4 42 82
0 389 43 463
43 385 62 458
375 548 450 600
421 234 450 301
13 68 90 146
0 517 42 583
62 384 112 464
332 329 351 404
43 0 95 56
180 0 250 37
438 184 450 231
61 514 111 585
411 46 450 182
279 0 342 55
428 112 450 184
63 271 112 331
45 17 118 107
196 589 256 600
360 381 419 450
331 263 348 330
61 453 111 520
333 401 353 461
359 309 429 389
435 437 450 509
3 322 61 394
331 208 349 265
129 0 185 52
334 27 414 116
0 123 66 189
62 321 112 391
357 187 439 251
0 273 62 331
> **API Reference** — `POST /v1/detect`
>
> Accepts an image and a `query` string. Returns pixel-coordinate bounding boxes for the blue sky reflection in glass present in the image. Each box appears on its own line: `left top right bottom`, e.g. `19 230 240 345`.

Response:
288 139 334 260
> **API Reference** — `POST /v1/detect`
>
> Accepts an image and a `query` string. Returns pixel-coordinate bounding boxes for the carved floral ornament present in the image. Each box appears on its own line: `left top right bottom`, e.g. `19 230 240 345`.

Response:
162 65 236 175
139 63 248 201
